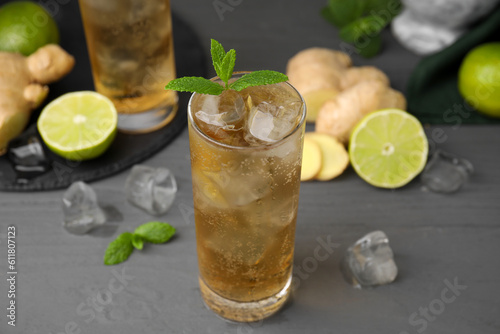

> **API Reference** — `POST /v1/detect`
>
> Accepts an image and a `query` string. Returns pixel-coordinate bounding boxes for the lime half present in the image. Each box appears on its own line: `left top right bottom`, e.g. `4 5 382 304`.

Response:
349 109 428 188
38 91 117 160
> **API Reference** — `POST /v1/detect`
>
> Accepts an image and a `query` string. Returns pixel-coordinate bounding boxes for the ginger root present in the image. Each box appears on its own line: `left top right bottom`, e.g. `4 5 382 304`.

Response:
0 44 75 153
287 48 348 122
316 81 406 143
286 47 406 143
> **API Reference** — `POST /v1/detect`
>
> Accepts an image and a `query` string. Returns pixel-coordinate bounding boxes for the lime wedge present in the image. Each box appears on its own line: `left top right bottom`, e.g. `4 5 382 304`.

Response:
38 91 117 160
349 109 428 188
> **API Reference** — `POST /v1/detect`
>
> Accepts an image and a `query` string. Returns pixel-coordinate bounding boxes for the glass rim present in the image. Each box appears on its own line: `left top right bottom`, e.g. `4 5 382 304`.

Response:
187 71 306 151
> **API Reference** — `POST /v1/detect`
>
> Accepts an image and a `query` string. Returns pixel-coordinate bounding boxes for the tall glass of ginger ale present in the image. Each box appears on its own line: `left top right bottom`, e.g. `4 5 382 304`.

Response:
188 73 306 322
78 0 177 133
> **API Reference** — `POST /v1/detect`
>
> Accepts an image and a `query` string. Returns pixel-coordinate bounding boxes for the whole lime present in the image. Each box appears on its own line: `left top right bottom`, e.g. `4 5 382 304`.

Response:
458 42 500 118
0 1 60 56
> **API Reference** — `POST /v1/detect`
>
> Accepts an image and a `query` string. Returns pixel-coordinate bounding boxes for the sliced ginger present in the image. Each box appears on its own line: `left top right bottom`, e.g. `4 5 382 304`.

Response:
305 132 349 181
301 136 322 181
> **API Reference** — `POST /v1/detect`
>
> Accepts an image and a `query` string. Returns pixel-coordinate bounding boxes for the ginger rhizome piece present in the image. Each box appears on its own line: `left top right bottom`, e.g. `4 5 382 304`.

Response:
286 47 406 144
0 44 75 153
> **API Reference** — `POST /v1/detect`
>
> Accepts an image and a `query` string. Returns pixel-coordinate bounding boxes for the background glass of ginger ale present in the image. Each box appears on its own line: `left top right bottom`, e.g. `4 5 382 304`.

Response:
187 73 306 322
78 0 177 133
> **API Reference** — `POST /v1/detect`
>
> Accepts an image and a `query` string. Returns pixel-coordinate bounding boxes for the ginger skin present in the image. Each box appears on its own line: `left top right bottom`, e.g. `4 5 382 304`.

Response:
316 81 407 143
286 47 406 142
0 44 74 153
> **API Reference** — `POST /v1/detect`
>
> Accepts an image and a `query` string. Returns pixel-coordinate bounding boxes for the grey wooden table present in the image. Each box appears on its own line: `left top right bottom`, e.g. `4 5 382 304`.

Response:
1 1 499 333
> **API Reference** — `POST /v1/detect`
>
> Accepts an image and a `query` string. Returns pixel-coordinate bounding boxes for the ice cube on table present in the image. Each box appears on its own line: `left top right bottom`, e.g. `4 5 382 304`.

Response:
421 149 474 193
7 128 50 181
124 165 177 216
62 181 106 235
341 231 398 288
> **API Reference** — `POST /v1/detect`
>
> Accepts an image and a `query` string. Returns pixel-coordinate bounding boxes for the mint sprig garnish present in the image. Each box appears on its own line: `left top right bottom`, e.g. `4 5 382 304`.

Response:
165 39 288 95
104 222 176 265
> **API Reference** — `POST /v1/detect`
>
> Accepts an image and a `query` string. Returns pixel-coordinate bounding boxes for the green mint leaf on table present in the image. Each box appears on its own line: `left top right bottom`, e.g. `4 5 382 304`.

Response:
165 39 288 95
339 15 385 58
229 71 289 91
365 0 402 15
322 0 364 28
131 234 144 250
356 34 381 58
104 232 134 265
104 222 176 265
165 77 224 95
134 222 176 244
321 0 401 58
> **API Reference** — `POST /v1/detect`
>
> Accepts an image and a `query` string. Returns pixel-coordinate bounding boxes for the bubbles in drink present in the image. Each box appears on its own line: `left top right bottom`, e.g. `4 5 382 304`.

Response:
188 78 304 303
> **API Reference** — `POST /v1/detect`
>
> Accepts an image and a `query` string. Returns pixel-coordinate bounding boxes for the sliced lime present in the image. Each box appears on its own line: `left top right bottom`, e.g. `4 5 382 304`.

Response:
38 91 117 160
349 109 428 188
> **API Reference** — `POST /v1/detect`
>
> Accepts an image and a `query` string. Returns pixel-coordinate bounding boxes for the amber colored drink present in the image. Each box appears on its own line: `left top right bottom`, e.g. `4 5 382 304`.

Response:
79 0 177 133
188 73 306 322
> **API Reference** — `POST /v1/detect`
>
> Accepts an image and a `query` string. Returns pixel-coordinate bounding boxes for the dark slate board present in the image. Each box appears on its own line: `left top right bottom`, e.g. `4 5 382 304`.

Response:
0 2 206 192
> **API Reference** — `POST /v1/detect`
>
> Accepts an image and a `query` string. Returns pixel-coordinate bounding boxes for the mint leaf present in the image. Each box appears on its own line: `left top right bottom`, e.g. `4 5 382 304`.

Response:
366 0 402 16
339 15 387 43
357 34 381 58
211 39 226 78
229 71 289 91
320 6 339 27
134 222 176 244
166 39 289 94
210 39 236 88
339 15 386 58
131 234 144 250
219 49 236 86
166 77 224 95
104 232 134 265
324 0 364 28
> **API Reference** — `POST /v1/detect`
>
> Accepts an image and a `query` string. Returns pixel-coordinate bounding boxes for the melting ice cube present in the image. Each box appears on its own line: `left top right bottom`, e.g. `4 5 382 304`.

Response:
124 165 177 216
7 128 50 181
246 100 302 144
194 89 245 130
341 231 398 288
420 149 474 193
62 181 106 235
